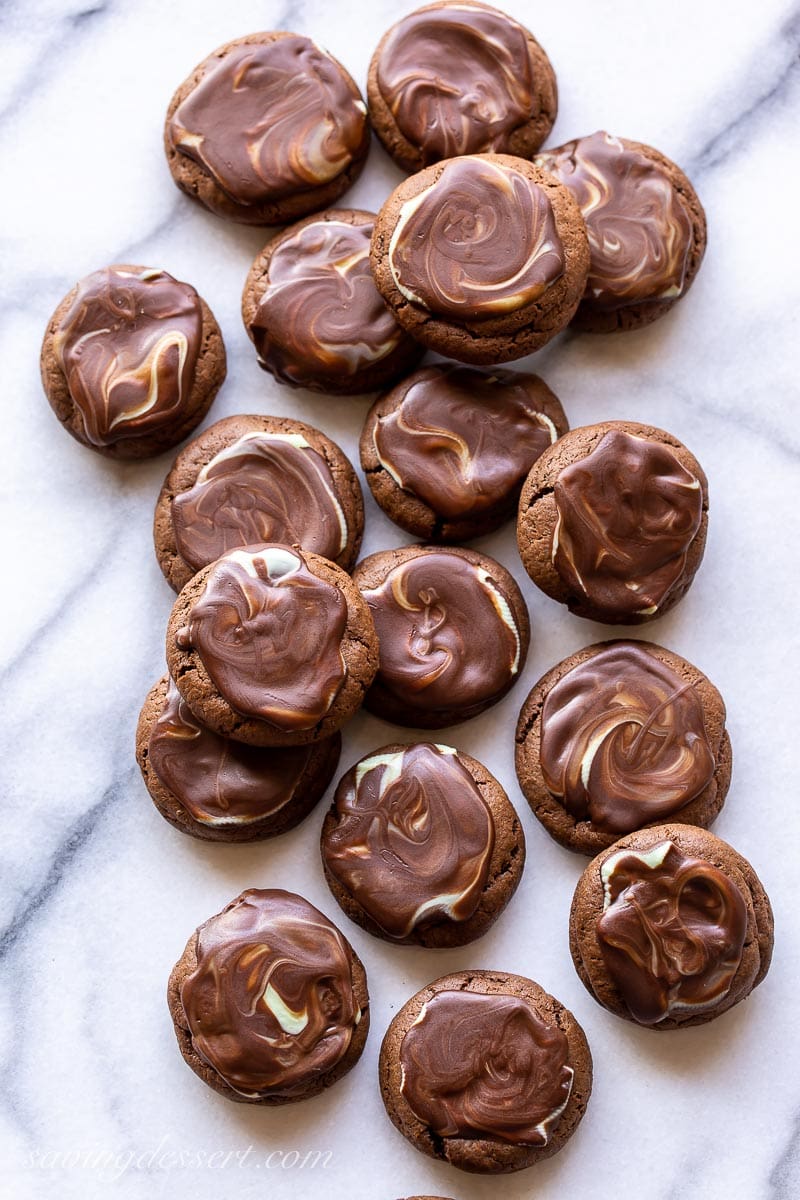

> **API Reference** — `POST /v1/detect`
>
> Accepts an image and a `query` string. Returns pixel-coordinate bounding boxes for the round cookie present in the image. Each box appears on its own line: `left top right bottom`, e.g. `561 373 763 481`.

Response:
367 1 557 171
136 675 342 842
321 742 525 946
40 265 225 459
370 153 590 364
517 420 708 624
241 209 423 395
153 414 364 592
168 889 369 1102
515 640 732 856
379 970 592 1173
165 543 379 747
353 544 529 728
535 131 707 333
163 33 369 226
360 364 569 541
569 824 774 1028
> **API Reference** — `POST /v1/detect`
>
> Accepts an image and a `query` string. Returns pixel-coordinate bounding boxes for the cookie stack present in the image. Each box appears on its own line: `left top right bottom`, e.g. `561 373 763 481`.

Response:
39 0 773 1180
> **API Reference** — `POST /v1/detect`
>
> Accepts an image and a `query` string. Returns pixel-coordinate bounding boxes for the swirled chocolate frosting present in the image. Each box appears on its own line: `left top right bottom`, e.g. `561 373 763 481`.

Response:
552 430 703 619
171 432 348 573
597 841 747 1024
176 546 347 730
168 37 367 205
376 5 534 163
250 218 404 384
54 267 201 447
400 990 573 1144
388 157 564 319
362 552 521 713
540 643 715 833
148 678 312 825
374 366 558 519
536 131 693 310
323 744 494 937
181 889 361 1096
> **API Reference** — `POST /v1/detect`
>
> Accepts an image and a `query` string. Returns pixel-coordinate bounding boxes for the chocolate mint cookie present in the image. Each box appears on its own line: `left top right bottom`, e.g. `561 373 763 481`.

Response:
515 640 732 855
40 265 225 459
569 825 774 1028
166 544 378 746
379 970 592 1173
367 1 557 171
321 742 525 945
164 33 369 225
136 675 341 842
370 154 589 364
168 889 369 1102
536 131 706 333
353 545 529 728
242 208 423 395
517 421 708 623
154 414 364 592
360 364 568 541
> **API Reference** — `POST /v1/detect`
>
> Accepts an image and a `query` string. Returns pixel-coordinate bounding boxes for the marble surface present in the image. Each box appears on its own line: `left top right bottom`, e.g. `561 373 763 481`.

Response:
2 1 799 1197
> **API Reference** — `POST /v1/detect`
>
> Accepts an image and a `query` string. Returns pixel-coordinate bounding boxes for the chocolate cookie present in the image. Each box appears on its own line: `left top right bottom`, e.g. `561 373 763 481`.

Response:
379 970 592 1173
367 1 557 171
515 640 732 856
517 421 708 624
241 209 423 395
353 545 529 728
165 544 379 746
569 825 774 1028
370 154 590 364
136 675 341 842
536 131 707 333
360 364 568 541
153 414 364 592
321 742 525 945
164 33 369 226
40 265 225 459
168 889 369 1102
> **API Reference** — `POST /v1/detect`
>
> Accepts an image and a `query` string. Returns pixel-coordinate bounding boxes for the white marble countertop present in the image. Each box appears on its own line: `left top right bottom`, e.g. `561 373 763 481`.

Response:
2 1 799 1197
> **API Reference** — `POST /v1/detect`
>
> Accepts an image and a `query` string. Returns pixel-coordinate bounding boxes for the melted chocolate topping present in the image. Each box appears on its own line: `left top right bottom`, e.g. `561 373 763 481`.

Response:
323 743 494 937
540 643 716 833
597 841 747 1024
388 157 564 320
376 4 534 163
400 989 573 1144
171 432 347 573
552 430 703 619
54 267 201 447
181 889 361 1096
168 37 367 205
176 546 347 731
250 217 404 385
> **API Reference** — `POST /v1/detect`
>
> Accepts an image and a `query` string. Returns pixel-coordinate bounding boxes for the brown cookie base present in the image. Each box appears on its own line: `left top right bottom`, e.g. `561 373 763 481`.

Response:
379 970 592 1173
167 906 370 1103
153 414 365 592
568 824 774 1028
370 154 589 365
163 33 370 227
166 546 379 747
321 744 526 946
515 640 732 855
516 420 709 624
40 265 226 460
241 209 424 395
360 365 569 542
366 1 557 173
136 675 342 842
352 544 530 728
